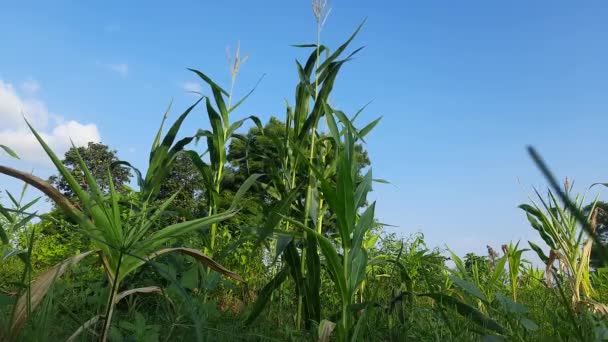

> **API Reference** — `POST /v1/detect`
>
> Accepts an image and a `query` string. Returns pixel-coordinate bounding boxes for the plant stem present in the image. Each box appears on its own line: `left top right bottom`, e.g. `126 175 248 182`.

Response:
296 15 324 332
342 246 350 338
100 251 123 342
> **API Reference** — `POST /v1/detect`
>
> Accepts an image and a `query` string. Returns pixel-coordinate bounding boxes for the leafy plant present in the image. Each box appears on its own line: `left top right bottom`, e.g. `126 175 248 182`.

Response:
187 62 262 255
520 179 597 307
502 241 529 302
0 182 40 341
0 107 257 340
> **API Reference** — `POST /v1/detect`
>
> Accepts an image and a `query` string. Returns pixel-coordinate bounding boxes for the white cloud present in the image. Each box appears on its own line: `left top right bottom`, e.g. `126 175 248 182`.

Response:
0 80 49 130
107 63 129 76
182 82 202 94
0 79 101 165
20 79 40 95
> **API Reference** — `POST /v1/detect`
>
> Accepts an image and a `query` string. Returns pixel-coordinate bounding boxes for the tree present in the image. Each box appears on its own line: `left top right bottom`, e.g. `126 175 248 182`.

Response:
464 253 491 280
226 117 372 235
227 116 371 213
48 142 131 199
228 117 370 192
156 153 206 223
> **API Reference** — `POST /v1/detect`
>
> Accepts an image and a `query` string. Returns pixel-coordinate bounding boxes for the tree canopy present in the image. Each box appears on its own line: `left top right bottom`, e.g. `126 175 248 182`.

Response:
48 142 131 199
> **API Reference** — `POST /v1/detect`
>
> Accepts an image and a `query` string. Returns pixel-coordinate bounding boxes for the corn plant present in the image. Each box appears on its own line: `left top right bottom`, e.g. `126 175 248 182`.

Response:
187 55 263 256
0 105 257 341
242 21 371 331
501 241 529 302
439 268 539 339
519 264 545 289
519 179 597 307
276 110 377 341
449 250 507 311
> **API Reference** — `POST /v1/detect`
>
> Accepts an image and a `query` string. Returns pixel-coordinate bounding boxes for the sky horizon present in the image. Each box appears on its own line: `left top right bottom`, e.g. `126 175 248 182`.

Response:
1 1 607 264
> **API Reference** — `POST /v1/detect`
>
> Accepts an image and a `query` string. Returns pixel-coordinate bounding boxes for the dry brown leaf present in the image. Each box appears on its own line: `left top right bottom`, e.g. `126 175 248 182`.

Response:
10 250 98 338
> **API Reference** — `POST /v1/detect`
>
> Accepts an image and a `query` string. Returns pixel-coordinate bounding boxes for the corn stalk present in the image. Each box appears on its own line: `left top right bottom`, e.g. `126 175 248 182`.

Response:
187 65 262 256
520 179 598 307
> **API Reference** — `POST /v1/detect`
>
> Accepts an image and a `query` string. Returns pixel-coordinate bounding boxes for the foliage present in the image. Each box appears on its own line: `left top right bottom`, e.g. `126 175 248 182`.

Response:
502 241 529 302
520 180 597 307
156 152 207 225
0 106 253 341
48 142 132 199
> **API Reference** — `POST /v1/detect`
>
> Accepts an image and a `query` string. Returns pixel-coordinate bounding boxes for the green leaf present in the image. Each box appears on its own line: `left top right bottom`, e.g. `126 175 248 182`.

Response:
188 69 229 96
112 161 144 190
354 170 372 210
357 116 382 142
229 173 262 211
3 248 25 260
305 227 348 303
495 293 527 314
528 241 549 264
244 266 289 325
141 210 237 253
258 187 300 241
305 232 321 323
150 101 173 156
180 267 199 290
273 235 293 264
227 116 263 139
520 317 539 331
488 256 507 288
190 69 229 127
317 19 366 72
420 293 505 334
0 145 19 159
349 249 368 294
352 202 375 252
449 275 488 303
228 74 265 114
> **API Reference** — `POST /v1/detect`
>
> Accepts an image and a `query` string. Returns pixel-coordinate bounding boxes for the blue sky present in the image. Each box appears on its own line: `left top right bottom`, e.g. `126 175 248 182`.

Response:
1 1 607 261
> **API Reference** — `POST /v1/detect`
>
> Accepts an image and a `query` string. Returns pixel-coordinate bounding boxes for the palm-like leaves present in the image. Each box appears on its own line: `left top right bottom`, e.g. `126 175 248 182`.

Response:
0 107 255 340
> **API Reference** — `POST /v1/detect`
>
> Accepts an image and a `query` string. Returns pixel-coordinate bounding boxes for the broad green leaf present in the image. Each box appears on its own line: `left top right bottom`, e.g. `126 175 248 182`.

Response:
495 293 528 314
520 317 539 331
419 293 505 334
352 202 375 251
305 227 348 302
488 256 507 287
349 249 368 295
449 275 488 303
